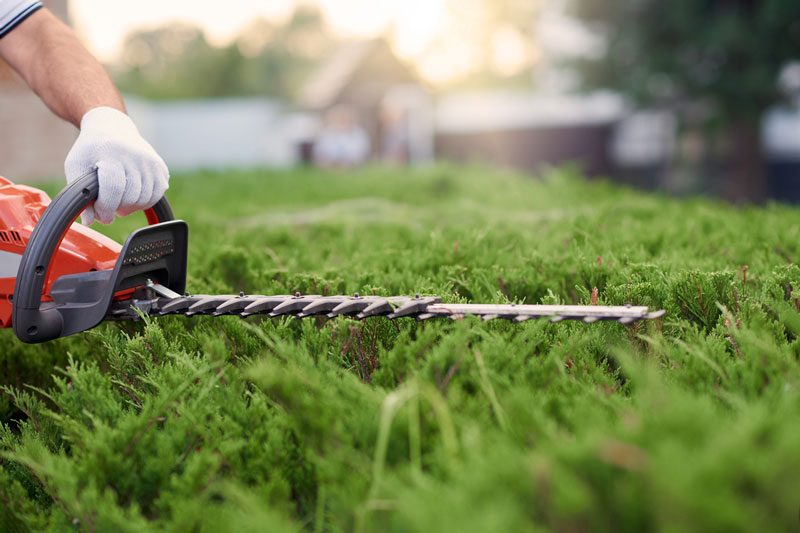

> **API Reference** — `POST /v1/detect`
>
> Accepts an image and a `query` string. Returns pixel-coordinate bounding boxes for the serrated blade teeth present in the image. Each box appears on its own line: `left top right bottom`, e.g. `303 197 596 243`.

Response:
158 296 201 315
357 298 393 319
388 296 440 319
187 295 237 316
213 296 263 316
328 297 372 317
241 296 292 316
142 293 665 325
297 296 348 317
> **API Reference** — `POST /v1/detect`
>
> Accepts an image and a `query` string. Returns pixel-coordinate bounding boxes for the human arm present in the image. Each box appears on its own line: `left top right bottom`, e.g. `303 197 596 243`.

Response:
0 7 124 126
0 5 169 224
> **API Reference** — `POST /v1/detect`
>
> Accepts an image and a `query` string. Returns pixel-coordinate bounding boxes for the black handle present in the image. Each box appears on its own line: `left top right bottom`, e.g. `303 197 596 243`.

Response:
12 170 174 342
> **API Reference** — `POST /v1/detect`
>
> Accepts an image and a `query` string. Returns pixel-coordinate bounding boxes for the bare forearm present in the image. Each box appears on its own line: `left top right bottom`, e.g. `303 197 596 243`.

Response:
0 6 167 224
0 9 124 126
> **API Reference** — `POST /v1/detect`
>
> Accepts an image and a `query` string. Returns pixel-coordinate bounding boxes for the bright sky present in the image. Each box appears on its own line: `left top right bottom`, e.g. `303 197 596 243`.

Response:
69 0 574 83
69 0 534 85
72 0 445 60
70 0 293 58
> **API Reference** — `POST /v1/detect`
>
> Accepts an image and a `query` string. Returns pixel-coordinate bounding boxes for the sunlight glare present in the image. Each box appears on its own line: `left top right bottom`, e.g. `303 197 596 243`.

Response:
491 26 535 76
69 0 535 85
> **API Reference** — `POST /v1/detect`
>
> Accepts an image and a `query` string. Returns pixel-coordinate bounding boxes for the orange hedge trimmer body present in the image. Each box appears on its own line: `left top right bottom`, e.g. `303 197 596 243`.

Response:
0 177 120 328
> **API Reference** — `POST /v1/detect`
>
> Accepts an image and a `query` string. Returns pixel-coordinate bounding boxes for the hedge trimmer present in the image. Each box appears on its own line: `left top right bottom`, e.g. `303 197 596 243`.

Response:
0 172 664 343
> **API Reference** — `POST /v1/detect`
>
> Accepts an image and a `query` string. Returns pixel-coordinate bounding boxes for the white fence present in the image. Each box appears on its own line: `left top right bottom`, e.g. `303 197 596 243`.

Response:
125 96 301 170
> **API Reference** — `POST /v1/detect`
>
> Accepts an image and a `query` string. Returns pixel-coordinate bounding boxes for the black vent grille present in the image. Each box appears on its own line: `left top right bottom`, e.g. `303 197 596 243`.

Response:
122 238 175 266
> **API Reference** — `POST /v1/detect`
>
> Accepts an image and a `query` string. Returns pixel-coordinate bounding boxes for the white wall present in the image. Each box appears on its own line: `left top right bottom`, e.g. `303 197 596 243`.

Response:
126 96 297 170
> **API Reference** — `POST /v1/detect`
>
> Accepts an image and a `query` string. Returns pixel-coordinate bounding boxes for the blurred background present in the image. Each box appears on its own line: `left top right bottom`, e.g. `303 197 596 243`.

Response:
0 0 798 202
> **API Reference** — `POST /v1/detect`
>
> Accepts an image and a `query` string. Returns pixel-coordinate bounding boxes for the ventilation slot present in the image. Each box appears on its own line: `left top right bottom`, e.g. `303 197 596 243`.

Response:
0 230 23 245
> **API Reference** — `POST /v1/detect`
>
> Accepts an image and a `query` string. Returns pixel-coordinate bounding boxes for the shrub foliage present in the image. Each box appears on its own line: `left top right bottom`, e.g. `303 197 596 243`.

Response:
2 166 800 531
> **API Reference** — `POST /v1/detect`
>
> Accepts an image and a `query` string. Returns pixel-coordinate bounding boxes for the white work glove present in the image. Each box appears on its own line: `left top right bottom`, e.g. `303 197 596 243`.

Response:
65 107 169 225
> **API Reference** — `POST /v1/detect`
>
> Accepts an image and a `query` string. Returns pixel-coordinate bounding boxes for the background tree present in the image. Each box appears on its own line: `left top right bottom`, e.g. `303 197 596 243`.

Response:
112 7 336 102
570 0 800 202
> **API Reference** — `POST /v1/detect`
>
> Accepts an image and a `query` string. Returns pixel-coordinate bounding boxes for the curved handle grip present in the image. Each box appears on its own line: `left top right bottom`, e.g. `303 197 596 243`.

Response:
12 170 174 342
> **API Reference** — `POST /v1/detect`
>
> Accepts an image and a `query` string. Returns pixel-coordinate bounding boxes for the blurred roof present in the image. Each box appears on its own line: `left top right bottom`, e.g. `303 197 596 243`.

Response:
299 38 422 110
300 40 374 109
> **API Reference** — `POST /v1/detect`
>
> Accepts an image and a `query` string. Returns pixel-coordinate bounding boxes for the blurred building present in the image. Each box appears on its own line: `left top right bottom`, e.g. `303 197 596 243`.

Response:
0 0 75 181
298 38 434 165
433 89 800 201
435 91 625 177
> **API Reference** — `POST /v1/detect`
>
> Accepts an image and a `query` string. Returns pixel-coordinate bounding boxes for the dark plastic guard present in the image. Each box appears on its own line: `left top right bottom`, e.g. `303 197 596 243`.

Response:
27 221 188 340
12 170 182 343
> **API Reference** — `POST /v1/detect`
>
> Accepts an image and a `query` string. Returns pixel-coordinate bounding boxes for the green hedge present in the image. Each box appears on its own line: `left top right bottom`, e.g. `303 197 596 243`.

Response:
2 165 799 531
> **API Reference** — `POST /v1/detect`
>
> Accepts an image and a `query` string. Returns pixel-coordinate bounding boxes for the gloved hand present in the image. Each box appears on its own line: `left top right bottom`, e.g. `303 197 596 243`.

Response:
64 107 169 225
